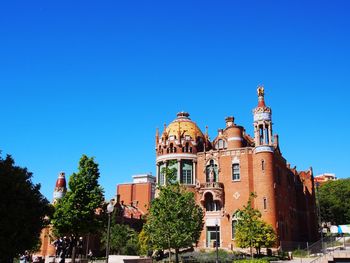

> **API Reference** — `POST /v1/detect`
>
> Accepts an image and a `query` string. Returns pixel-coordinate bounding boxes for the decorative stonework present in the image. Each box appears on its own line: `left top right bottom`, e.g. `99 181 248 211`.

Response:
199 182 224 204
254 112 272 122
233 192 240 200
254 146 274 153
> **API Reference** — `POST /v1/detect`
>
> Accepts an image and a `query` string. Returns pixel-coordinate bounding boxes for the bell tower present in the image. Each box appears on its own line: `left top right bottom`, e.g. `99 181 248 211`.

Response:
252 86 277 231
253 86 273 147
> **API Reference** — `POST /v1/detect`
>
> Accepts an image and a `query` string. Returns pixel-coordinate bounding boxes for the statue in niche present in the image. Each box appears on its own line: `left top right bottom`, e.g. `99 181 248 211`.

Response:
209 167 215 183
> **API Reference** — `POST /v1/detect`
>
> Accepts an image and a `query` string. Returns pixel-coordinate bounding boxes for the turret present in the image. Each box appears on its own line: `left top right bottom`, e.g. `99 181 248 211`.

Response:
252 86 277 230
53 172 67 204
155 112 205 186
224 116 243 149
253 86 273 147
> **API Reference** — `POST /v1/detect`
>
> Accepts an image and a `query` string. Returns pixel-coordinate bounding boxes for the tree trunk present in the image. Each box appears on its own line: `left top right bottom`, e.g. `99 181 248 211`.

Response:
175 248 179 263
168 247 171 263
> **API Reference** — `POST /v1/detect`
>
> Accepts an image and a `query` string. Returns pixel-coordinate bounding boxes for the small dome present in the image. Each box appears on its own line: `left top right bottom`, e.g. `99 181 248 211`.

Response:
166 112 204 140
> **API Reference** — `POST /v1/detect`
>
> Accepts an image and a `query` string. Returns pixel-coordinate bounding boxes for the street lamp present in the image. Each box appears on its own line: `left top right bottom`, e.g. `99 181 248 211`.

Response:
315 182 324 254
106 201 115 263
215 218 219 263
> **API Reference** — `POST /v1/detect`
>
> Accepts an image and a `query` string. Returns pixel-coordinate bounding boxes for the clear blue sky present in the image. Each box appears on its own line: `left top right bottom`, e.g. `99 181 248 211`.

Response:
1 0 349 201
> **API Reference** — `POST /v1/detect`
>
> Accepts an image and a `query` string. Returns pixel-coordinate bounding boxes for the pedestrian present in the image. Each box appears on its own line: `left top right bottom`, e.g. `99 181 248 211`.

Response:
87 249 93 262
19 254 26 263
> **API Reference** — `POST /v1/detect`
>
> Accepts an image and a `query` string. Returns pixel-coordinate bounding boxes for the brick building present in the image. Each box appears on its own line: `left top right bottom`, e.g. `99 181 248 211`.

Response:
117 173 156 214
314 173 337 186
155 87 318 250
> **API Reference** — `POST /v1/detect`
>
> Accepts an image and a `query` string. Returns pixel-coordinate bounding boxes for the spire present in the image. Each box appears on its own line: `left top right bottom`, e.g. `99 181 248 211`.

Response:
257 85 266 108
155 127 159 144
162 123 168 139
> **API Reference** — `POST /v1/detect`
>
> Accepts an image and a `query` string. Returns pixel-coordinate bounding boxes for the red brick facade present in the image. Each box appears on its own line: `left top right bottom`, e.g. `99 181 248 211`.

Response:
155 87 318 250
117 174 156 214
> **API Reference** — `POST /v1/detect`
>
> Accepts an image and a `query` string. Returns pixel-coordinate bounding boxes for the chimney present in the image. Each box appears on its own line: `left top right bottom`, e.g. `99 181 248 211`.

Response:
225 116 235 127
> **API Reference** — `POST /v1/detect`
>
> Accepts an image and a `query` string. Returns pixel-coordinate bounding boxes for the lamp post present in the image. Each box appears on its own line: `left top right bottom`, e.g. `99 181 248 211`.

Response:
215 218 219 263
316 182 324 254
106 201 115 263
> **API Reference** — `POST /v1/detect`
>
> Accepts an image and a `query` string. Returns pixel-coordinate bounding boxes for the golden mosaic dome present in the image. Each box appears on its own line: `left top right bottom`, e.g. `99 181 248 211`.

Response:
166 112 204 140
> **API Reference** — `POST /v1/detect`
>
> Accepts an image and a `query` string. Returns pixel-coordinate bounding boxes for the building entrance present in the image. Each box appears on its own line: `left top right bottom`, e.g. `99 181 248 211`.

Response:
206 226 220 248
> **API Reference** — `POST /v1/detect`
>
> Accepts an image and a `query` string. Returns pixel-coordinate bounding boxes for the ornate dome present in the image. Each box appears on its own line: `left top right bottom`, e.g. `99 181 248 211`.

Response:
166 112 204 140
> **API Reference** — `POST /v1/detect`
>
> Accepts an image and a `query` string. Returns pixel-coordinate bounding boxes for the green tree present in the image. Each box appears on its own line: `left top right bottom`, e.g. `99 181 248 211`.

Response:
318 178 350 225
52 155 104 262
235 193 276 256
0 153 50 262
101 222 139 255
144 164 204 263
138 228 152 256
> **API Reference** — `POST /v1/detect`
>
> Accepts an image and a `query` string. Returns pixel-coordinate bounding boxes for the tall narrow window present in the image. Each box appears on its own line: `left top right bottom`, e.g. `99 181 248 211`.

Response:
181 160 193 185
231 212 240 239
232 163 240 181
263 197 267 210
265 125 269 144
259 125 264 145
261 159 265 171
158 163 166 185
232 220 237 239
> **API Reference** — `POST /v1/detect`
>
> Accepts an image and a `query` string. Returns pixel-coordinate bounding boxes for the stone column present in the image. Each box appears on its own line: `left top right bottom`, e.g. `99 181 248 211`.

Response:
177 159 181 183
193 160 196 185
156 163 159 184
268 124 273 145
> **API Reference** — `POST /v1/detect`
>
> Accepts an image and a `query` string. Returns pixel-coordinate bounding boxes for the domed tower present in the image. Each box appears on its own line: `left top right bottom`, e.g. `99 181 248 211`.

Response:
53 172 67 204
252 86 277 229
155 112 207 186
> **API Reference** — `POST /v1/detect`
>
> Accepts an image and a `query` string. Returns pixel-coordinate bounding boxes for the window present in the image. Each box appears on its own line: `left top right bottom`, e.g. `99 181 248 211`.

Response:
231 212 240 239
169 143 176 153
183 142 190 153
181 160 193 185
206 160 218 182
259 125 264 145
217 139 227 150
232 163 240 181
167 160 178 184
158 163 166 185
232 220 238 239
204 193 221 211
261 159 265 171
263 197 267 210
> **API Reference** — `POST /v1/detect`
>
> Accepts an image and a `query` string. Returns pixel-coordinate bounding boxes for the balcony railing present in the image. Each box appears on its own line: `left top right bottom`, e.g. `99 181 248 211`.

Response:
201 182 224 189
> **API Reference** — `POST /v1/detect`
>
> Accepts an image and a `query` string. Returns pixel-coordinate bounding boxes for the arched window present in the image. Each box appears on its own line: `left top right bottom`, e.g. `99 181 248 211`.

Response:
259 125 264 145
206 160 218 182
169 143 175 153
263 197 267 210
204 192 221 211
231 212 240 239
217 139 227 150
185 142 190 153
